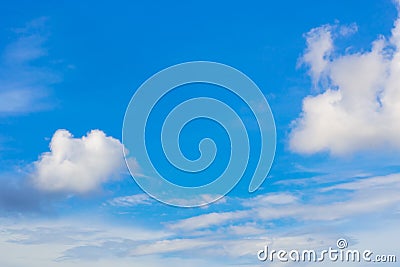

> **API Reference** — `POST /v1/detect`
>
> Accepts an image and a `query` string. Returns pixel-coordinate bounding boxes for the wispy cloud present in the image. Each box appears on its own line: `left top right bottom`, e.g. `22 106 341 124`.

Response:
0 171 398 266
173 173 400 228
0 17 59 115
107 194 152 207
167 210 250 232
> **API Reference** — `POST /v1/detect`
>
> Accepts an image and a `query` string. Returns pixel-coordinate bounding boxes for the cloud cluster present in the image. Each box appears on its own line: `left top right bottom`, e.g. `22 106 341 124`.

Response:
290 7 400 155
32 129 126 194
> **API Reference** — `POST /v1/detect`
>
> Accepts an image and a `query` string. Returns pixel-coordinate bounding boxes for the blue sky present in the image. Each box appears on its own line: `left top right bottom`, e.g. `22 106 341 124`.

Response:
0 1 400 266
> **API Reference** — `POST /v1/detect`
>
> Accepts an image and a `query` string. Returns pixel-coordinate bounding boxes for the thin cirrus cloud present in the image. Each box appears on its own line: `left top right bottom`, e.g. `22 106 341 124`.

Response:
32 129 127 194
1 172 398 266
0 17 59 115
166 173 400 232
290 2 400 155
107 194 152 207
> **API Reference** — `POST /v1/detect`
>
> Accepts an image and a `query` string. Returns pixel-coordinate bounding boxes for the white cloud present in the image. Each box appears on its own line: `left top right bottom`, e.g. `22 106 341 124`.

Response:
241 193 298 207
131 238 217 256
0 172 399 266
32 129 127 194
290 5 400 155
168 210 249 232
0 17 59 115
167 173 400 233
0 219 177 267
253 174 400 222
166 194 227 207
226 223 267 236
107 194 152 207
320 173 400 192
300 24 334 84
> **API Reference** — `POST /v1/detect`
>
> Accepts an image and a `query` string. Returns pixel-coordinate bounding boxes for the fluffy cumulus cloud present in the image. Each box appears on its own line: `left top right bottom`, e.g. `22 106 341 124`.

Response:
290 5 400 155
32 129 127 194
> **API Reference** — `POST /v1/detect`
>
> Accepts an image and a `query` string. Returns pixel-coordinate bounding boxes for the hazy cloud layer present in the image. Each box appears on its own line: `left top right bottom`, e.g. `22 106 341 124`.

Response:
0 172 399 266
